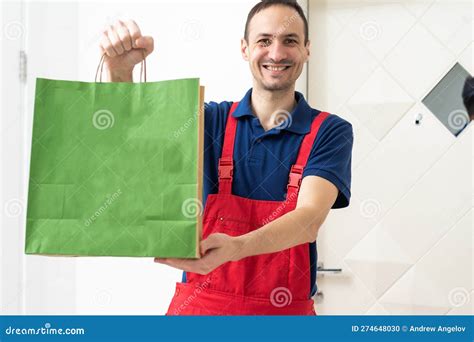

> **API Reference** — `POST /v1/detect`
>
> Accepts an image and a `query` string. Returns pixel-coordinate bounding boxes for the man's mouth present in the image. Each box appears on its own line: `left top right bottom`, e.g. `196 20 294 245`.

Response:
262 65 291 71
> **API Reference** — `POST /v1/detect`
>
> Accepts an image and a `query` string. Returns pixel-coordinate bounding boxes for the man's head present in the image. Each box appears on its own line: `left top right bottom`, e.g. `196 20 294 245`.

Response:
462 76 474 120
241 0 310 92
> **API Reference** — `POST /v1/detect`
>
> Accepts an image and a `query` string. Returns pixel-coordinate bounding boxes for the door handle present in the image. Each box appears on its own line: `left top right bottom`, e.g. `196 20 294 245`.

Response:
316 262 342 277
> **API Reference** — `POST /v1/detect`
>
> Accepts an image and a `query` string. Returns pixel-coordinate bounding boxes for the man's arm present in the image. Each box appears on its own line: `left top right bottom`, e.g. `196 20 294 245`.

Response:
155 175 338 274
233 175 338 260
98 20 154 82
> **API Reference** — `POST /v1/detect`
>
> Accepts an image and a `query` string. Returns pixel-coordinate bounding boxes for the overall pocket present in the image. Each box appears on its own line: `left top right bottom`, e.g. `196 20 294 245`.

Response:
204 215 290 298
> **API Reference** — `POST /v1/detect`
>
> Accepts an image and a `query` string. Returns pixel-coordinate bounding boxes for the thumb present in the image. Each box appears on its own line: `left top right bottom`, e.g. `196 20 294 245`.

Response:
200 234 223 255
135 36 154 57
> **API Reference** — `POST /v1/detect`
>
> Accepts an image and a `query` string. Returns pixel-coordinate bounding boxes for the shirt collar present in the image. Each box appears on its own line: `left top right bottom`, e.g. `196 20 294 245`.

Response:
231 88 314 134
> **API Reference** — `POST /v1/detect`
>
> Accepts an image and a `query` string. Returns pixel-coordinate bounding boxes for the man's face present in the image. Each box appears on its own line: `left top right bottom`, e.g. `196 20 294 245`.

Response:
242 5 310 92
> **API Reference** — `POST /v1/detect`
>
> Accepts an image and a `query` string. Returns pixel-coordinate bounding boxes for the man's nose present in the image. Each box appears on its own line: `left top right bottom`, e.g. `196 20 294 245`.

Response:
267 40 287 63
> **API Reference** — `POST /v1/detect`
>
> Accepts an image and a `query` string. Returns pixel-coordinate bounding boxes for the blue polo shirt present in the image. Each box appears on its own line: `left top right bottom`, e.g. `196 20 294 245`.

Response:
183 88 353 298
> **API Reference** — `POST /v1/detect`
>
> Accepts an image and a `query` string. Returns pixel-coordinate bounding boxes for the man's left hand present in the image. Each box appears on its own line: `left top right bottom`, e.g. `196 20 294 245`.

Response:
154 233 243 275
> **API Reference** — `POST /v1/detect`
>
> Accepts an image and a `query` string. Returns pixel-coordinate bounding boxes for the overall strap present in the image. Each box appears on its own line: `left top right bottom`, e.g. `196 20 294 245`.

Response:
218 102 239 194
286 112 330 203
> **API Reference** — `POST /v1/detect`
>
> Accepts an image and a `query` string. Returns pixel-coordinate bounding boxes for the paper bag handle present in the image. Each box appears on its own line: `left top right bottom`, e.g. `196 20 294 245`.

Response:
95 49 147 83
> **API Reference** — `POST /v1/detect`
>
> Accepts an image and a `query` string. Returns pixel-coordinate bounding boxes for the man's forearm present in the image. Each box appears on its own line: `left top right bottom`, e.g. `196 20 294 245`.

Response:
104 68 133 82
233 206 328 261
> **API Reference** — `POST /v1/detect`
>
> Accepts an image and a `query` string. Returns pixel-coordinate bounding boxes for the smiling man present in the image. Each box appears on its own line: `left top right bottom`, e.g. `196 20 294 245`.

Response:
100 0 353 315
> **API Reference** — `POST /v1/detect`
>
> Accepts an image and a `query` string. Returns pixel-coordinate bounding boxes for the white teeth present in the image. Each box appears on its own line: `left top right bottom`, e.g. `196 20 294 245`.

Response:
264 66 288 71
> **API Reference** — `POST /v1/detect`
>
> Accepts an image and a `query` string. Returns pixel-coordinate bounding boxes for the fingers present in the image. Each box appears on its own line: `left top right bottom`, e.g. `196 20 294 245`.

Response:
200 234 223 255
135 36 154 57
115 20 132 51
99 19 145 58
124 19 142 49
100 31 117 57
106 25 124 55
161 257 214 275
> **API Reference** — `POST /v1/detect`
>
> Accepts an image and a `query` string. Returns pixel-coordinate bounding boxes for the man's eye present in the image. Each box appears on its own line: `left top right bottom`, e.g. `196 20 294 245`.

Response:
285 39 297 44
259 39 271 46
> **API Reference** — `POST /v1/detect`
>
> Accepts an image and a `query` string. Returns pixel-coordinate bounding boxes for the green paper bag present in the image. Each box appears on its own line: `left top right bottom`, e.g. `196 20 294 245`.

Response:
25 77 204 258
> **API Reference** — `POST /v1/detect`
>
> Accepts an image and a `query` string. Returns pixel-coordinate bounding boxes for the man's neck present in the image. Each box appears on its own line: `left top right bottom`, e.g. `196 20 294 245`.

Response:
250 85 297 131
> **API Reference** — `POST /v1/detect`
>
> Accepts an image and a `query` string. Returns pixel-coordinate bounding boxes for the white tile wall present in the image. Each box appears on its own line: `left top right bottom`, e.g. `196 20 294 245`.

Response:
401 0 434 19
310 0 473 315
352 103 453 221
459 43 473 75
365 301 391 315
346 2 416 61
379 209 472 314
384 23 455 100
347 67 415 140
332 106 378 168
315 238 377 315
421 1 473 55
380 126 471 264
325 29 379 104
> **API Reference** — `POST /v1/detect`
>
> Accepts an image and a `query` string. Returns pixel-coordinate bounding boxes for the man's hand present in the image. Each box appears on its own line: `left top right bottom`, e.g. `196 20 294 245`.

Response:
98 19 154 82
154 233 243 275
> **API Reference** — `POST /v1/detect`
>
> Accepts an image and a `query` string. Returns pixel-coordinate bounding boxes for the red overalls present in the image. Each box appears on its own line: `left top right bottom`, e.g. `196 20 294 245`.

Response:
166 102 329 315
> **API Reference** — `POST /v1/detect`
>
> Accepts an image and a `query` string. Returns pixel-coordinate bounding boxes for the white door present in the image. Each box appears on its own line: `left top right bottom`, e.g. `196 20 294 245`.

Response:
1 0 27 314
308 0 472 315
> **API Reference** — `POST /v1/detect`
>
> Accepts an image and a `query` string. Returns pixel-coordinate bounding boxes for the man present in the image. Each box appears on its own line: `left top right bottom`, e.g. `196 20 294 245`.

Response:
99 0 353 315
463 76 474 118
454 76 473 137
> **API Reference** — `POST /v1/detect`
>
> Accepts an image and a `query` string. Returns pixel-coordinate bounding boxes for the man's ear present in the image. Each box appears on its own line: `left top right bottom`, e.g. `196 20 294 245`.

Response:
241 38 249 61
305 40 311 62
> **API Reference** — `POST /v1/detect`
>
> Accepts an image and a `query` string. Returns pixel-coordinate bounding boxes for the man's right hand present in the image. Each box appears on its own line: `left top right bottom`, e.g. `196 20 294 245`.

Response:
99 20 154 82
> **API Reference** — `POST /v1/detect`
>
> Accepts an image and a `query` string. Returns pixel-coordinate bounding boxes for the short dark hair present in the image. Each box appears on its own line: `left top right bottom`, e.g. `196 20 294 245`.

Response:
244 0 309 45
462 76 474 117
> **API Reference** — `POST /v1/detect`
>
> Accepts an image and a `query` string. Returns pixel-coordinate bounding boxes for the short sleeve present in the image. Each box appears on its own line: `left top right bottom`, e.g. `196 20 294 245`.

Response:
204 101 232 137
302 114 353 209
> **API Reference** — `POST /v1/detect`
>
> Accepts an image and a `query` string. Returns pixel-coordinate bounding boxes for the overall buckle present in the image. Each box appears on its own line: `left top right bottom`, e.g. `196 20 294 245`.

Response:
218 158 234 180
287 165 304 189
